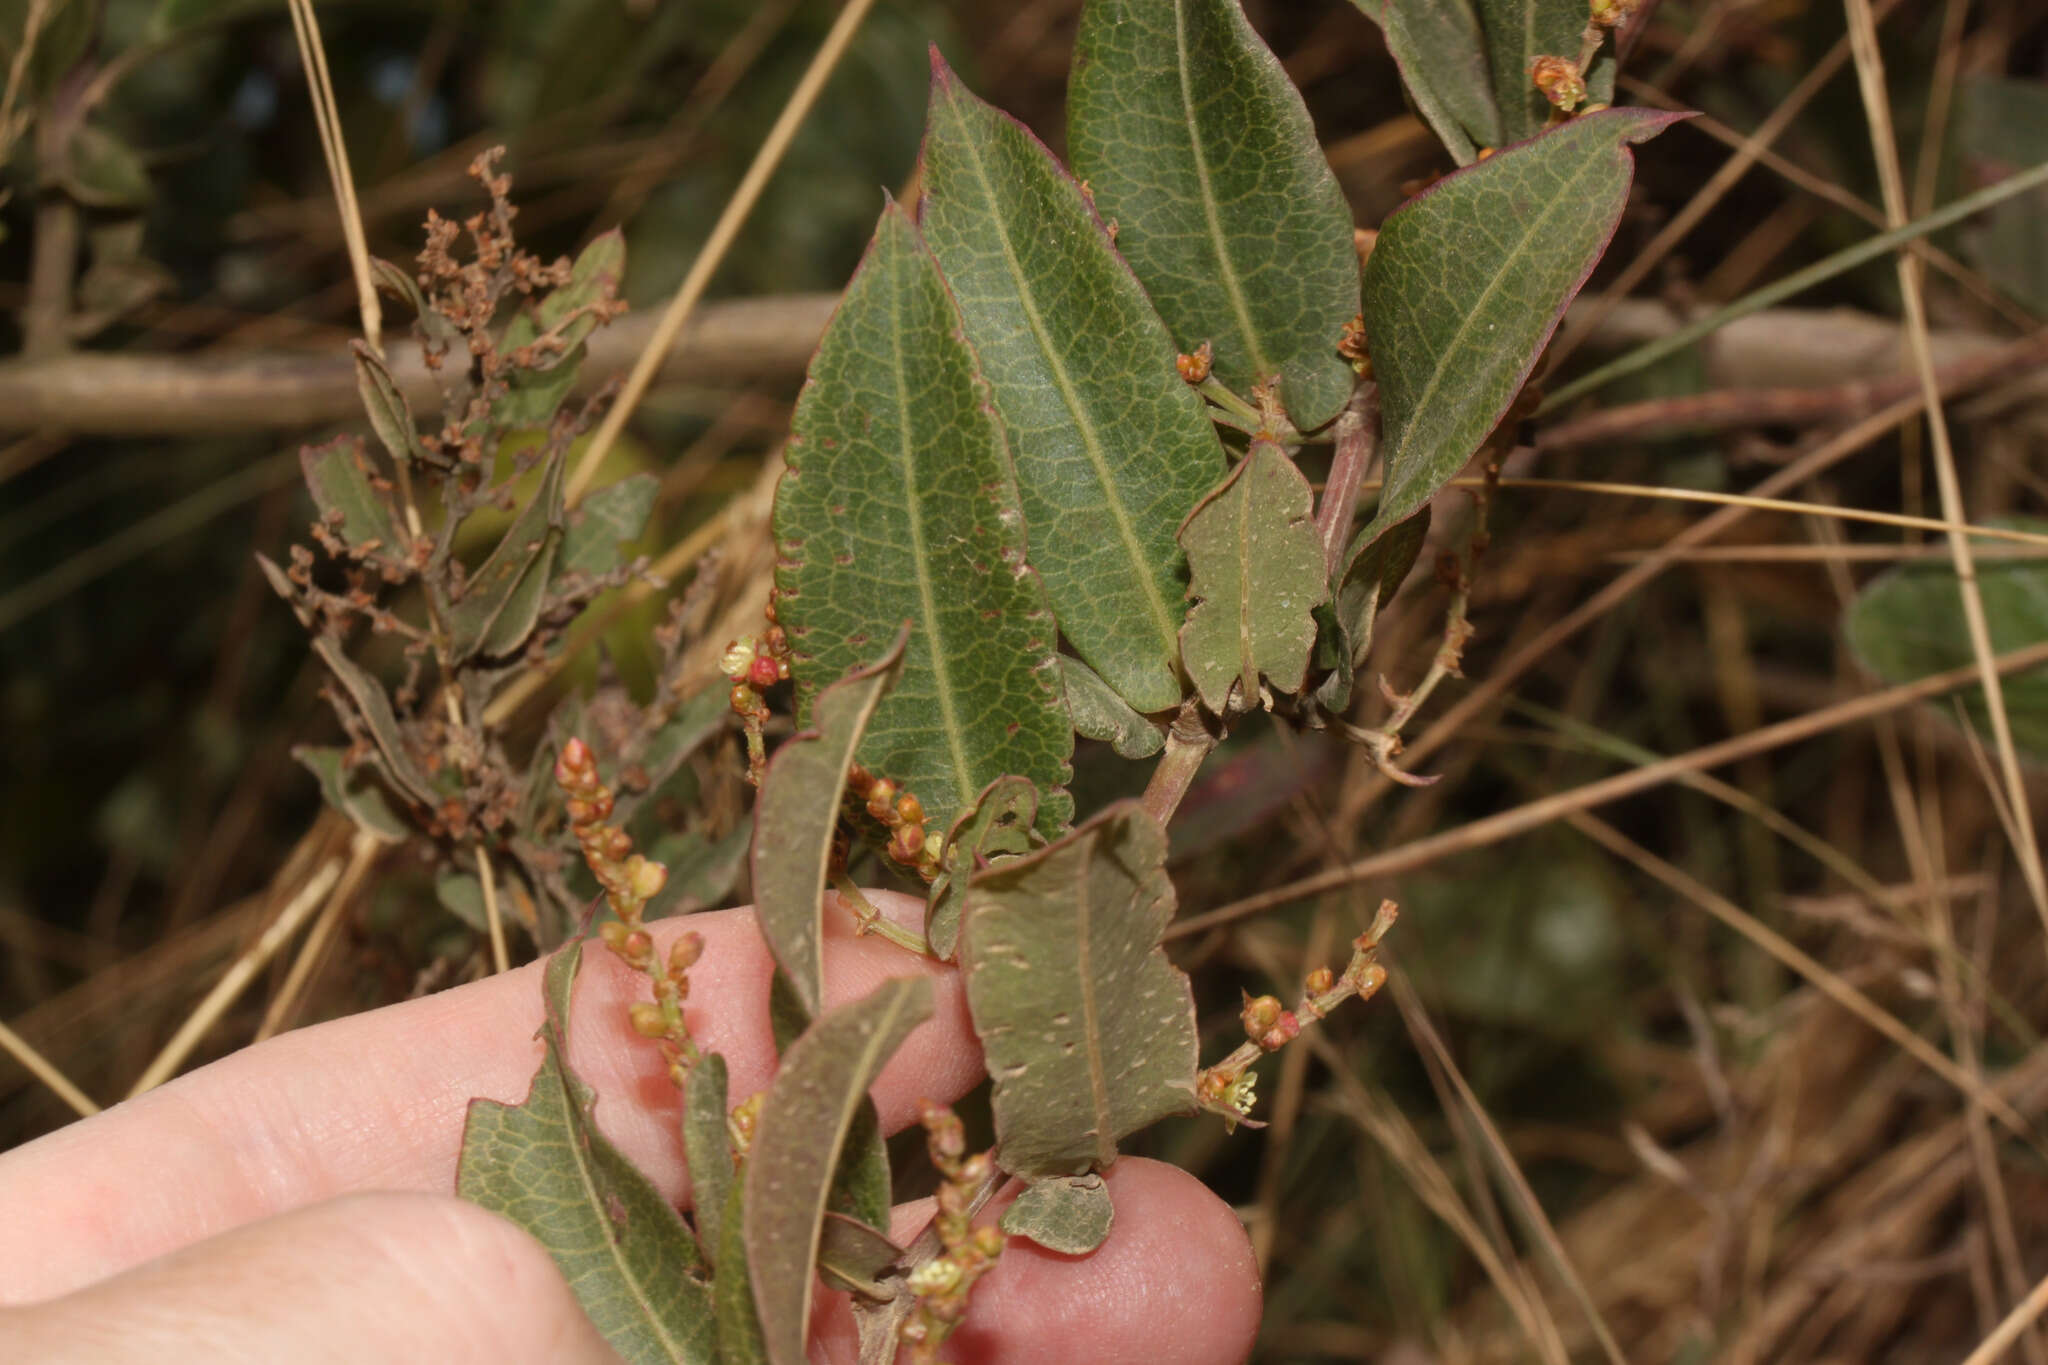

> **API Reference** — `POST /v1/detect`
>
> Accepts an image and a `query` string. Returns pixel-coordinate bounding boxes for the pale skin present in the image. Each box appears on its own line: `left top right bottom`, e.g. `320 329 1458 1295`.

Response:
0 891 1262 1363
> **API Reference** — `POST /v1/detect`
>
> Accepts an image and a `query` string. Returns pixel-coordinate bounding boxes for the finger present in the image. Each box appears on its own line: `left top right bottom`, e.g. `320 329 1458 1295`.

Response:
0 891 983 1303
811 1157 1263 1365
1 1192 620 1365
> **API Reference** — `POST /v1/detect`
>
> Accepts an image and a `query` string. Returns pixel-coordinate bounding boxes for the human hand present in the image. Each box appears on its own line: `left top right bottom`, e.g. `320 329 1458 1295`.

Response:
0 892 1262 1363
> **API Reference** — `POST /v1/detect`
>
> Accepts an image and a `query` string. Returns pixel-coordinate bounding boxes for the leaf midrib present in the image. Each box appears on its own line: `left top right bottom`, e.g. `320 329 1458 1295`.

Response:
885 239 975 808
1072 838 1116 1166
1382 143 1610 505
935 90 1182 662
1172 0 1270 382
544 1033 692 1363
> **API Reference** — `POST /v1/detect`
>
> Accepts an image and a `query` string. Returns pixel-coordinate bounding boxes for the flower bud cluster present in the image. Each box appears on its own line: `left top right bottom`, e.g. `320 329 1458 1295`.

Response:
555 735 701 1085
1175 341 1214 385
721 601 793 785
1530 55 1587 111
1195 899 1400 1131
901 1099 1004 1363
845 762 943 881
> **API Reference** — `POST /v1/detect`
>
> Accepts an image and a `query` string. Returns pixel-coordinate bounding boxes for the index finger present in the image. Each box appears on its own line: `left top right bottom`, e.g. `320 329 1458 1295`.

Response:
0 891 980 1304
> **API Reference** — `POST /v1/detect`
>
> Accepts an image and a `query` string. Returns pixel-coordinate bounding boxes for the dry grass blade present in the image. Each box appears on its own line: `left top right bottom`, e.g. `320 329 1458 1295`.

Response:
564 0 884 504
1566 811 2035 1143
127 856 343 1097
254 833 383 1042
1838 0 2048 935
0 1016 98 1118
1173 637 2048 939
1966 1270 2048 1365
285 0 381 354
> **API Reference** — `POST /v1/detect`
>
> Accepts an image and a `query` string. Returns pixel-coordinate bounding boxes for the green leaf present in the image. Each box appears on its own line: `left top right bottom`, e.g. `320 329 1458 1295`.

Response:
1361 0 1502 163
999 1173 1114 1254
1067 0 1360 430
713 1182 768 1365
775 199 1074 835
752 630 907 1020
459 944 716 1365
301 435 407 564
818 1212 905 1298
311 637 438 806
1476 0 1616 145
1845 520 2048 760
60 122 152 208
1955 77 2048 316
743 977 935 1365
447 448 566 662
919 53 1223 715
959 801 1198 1178
1359 108 1678 547
496 230 626 427
629 684 732 815
1177 439 1328 713
1314 504 1431 712
926 775 1041 961
561 473 658 579
352 342 433 473
292 744 409 842
681 1054 731 1268
1062 656 1166 759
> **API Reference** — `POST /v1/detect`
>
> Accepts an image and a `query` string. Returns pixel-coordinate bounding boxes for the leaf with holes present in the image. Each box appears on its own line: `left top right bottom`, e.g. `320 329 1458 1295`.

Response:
1000 1172 1114 1254
447 448 566 662
1062 656 1166 759
743 977 934 1365
752 630 907 1019
1358 108 1679 549
959 801 1197 1178
1067 0 1360 430
919 53 1223 714
1178 439 1327 714
774 200 1073 837
1477 0 1616 145
1314 504 1431 712
458 944 716 1365
926 775 1041 961
1846 518 2048 760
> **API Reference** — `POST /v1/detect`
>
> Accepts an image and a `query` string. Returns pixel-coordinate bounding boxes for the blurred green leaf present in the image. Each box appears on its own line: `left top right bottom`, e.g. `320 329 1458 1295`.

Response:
999 1172 1113 1253
775 201 1074 834
1359 109 1678 547
926 774 1040 960
1178 439 1327 713
1476 0 1615 145
293 744 409 842
753 629 906 1018
743 976 933 1365
447 449 565 662
1067 0 1360 430
959 801 1197 1178
920 54 1223 715
301 435 406 565
1955 77 2048 316
561 473 657 580
1314 504 1431 712
681 1053 731 1268
1061 656 1165 759
1845 520 2048 759
713 1181 767 1365
59 122 152 208
459 944 716 1364
817 1212 904 1298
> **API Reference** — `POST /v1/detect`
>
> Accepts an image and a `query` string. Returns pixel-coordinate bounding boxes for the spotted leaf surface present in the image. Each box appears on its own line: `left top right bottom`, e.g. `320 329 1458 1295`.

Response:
1359 108 1680 548
1067 0 1360 430
959 802 1198 1178
919 53 1222 715
774 200 1072 837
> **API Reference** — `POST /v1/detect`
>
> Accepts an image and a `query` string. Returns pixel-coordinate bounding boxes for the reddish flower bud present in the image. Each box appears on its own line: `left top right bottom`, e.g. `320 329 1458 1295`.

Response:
747 655 782 690
888 822 925 865
1241 992 1285 1041
626 855 668 902
621 930 654 965
628 1002 668 1039
1175 341 1213 385
600 920 631 950
1305 967 1335 996
866 779 899 823
895 792 925 827
1530 55 1586 111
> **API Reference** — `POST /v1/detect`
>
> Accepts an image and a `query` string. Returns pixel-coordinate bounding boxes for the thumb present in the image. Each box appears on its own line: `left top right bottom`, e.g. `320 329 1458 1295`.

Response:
2 1192 620 1365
